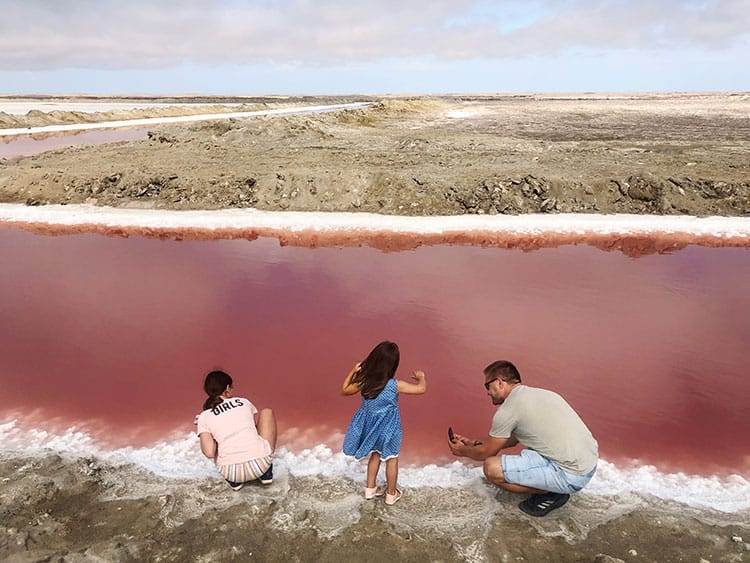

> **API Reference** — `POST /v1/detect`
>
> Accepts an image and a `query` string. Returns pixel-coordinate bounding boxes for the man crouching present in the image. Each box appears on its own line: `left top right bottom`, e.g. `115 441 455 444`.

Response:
449 360 598 517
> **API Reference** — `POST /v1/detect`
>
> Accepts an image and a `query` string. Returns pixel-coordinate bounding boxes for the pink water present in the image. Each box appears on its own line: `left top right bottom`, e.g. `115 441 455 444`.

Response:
1 226 748 476
0 128 150 158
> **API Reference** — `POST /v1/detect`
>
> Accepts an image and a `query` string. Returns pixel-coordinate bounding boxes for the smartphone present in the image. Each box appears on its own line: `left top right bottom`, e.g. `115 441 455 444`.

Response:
448 427 455 441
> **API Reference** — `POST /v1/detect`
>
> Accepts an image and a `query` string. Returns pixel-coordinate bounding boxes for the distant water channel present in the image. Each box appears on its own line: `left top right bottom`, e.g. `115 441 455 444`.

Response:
0 127 151 158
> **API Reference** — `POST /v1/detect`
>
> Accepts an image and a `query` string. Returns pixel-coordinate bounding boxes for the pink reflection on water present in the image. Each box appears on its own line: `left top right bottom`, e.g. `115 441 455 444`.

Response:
0 227 749 476
0 128 150 158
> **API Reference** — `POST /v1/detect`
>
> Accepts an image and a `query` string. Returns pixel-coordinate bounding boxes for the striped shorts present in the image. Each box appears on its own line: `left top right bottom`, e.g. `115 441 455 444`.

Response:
218 455 273 483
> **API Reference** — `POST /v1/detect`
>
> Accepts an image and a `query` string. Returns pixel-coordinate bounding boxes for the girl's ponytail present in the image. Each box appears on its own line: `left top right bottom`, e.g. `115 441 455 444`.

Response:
202 370 233 411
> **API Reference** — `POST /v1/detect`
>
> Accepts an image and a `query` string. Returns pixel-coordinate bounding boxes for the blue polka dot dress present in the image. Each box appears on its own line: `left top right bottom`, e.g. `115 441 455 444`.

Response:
343 378 402 460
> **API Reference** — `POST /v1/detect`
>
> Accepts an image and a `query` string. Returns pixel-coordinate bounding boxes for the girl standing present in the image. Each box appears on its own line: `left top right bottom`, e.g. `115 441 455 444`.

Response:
341 341 427 505
196 370 277 490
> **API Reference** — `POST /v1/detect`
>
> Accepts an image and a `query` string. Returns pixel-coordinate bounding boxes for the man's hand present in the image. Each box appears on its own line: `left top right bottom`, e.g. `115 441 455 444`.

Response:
454 432 481 446
448 432 481 456
448 437 463 456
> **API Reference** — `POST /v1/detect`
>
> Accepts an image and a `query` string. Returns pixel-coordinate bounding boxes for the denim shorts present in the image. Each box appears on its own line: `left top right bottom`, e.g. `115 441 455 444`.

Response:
501 449 596 494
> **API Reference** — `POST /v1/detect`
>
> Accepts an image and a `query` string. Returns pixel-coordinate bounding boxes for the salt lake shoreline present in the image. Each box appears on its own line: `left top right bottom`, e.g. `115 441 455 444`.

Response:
1 453 749 563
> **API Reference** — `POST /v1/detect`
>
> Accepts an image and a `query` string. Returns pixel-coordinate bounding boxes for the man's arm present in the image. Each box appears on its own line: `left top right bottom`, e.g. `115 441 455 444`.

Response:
449 434 518 461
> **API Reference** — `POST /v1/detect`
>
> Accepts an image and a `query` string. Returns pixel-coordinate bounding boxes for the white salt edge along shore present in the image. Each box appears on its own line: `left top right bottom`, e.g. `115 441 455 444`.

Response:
1 419 749 514
1 203 750 239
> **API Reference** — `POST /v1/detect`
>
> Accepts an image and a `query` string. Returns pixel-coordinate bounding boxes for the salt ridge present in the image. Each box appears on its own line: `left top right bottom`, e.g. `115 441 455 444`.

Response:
1 203 750 239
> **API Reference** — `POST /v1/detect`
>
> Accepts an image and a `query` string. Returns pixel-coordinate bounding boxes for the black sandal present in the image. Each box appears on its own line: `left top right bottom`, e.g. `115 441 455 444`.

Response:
518 492 570 517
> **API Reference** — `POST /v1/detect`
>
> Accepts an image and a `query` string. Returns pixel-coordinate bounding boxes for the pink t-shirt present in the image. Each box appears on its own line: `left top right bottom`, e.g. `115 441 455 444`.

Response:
196 397 272 466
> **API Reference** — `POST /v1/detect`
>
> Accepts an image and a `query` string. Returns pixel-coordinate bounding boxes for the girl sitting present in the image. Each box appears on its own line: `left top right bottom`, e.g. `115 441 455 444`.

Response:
197 370 276 490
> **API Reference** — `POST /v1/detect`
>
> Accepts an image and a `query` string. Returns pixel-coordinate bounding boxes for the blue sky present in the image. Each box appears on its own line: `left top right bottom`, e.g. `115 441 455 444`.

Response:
0 0 748 95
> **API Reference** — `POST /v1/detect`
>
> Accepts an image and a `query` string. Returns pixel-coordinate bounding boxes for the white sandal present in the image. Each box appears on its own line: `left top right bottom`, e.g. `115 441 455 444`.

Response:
385 488 402 505
364 486 384 500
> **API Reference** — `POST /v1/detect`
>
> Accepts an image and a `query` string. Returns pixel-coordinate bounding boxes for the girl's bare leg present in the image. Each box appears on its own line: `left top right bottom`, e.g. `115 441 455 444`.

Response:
367 452 382 488
256 409 277 451
385 457 399 495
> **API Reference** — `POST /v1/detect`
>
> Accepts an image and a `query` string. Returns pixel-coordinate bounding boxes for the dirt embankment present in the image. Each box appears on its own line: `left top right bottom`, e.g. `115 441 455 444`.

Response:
0 93 749 216
0 105 259 129
0 95 373 128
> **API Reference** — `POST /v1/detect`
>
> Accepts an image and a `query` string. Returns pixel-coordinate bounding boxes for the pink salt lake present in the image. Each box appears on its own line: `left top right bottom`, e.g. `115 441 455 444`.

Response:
1 131 749 478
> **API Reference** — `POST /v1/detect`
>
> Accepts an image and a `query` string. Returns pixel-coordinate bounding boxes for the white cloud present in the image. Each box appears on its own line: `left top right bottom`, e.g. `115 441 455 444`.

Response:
1 0 748 71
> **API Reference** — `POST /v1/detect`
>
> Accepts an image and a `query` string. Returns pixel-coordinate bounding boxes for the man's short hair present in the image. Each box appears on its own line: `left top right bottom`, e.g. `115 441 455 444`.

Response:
483 360 521 383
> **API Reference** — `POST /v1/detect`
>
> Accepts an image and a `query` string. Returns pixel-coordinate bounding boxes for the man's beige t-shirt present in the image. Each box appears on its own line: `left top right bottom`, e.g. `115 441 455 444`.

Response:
490 385 598 475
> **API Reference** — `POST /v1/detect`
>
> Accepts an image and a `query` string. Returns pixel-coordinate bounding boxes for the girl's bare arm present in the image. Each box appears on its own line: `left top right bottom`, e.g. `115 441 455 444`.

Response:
341 363 362 395
397 371 427 395
199 432 218 459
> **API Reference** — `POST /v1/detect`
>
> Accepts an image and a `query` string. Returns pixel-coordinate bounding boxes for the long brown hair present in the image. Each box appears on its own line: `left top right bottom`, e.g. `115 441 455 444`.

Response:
203 370 233 411
351 341 400 399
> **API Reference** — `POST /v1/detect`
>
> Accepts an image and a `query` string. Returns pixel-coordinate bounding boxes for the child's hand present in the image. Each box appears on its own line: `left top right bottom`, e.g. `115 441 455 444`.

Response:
342 362 364 395
411 370 425 382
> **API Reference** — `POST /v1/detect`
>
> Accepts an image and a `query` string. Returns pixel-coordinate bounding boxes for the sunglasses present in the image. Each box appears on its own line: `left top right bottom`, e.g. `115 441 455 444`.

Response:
484 377 499 391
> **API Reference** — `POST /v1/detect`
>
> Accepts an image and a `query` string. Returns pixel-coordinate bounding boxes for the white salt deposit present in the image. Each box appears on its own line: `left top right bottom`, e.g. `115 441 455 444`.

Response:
1 203 749 240
1 420 748 513
0 101 244 115
446 109 479 118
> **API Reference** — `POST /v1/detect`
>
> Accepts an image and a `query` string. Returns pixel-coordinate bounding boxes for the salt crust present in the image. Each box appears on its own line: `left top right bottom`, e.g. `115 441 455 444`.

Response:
1 203 749 238
1 420 748 514
0 101 244 115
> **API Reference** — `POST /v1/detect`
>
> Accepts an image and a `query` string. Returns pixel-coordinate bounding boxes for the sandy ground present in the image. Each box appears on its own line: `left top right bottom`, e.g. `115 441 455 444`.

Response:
1 94 750 562
0 93 749 217
1 456 748 563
